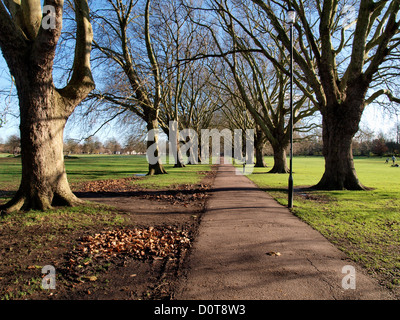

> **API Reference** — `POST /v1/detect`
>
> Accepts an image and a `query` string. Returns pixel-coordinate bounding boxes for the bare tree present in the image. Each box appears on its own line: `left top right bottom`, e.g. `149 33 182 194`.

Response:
179 58 225 163
0 0 95 213
222 93 268 167
90 0 167 175
156 0 197 167
250 0 400 189
90 0 218 169
200 0 318 173
4 134 20 155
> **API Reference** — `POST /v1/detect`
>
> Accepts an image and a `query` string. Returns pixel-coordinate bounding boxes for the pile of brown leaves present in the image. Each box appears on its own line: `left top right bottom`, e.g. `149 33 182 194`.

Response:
62 226 192 284
142 186 211 205
71 177 140 193
78 226 191 261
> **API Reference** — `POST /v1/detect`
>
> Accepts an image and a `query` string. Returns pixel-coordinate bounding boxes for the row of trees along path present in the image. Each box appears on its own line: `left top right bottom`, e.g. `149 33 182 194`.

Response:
0 0 400 213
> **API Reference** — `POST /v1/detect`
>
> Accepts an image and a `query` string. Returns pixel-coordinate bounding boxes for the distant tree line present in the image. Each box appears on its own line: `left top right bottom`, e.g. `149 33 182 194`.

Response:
2 125 399 158
0 134 147 156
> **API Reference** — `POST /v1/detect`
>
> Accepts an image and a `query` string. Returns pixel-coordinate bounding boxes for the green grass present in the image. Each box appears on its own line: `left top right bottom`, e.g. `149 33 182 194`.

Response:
136 162 212 189
0 154 213 192
65 155 150 182
0 204 126 229
0 153 12 158
248 156 400 290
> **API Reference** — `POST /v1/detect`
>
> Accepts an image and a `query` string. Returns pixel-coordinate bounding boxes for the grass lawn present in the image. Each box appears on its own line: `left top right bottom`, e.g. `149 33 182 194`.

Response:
248 156 400 290
0 154 213 192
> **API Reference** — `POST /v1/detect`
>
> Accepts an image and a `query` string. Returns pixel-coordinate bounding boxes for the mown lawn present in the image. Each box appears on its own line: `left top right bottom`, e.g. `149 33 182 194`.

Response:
248 156 400 291
0 154 213 193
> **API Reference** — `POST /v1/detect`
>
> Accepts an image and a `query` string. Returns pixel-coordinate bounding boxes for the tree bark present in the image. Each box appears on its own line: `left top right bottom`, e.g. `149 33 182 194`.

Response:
173 130 186 168
314 103 366 190
6 83 82 212
0 0 95 214
269 143 289 174
255 147 266 168
146 117 167 175
254 127 267 168
174 148 186 167
145 0 167 176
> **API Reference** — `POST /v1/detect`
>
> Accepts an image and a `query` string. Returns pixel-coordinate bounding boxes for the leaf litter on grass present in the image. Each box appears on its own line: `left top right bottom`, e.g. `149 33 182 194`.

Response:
71 177 141 193
63 226 192 284
79 226 191 260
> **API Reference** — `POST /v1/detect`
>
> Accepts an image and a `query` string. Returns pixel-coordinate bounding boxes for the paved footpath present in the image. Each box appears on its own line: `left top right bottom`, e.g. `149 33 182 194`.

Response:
176 162 395 300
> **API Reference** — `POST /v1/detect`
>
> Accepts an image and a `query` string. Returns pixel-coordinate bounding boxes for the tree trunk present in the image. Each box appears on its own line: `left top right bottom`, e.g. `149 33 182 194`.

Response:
269 143 289 173
173 134 186 168
174 154 186 167
0 0 94 214
2 84 83 213
146 117 167 175
255 145 267 167
254 128 267 167
314 105 366 190
148 160 168 175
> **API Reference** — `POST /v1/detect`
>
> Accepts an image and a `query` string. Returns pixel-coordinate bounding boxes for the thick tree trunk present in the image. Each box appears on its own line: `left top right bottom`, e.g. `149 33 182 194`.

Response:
148 160 168 175
183 135 198 165
255 145 267 168
174 156 186 168
269 143 289 173
0 0 94 214
314 104 366 190
1 85 83 213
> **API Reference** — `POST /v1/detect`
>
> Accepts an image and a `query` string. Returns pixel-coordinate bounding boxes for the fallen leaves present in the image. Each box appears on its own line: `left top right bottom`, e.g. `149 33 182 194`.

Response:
142 190 209 206
62 226 192 284
78 226 191 260
72 178 211 207
72 177 140 193
83 275 98 282
266 251 281 257
27 265 42 270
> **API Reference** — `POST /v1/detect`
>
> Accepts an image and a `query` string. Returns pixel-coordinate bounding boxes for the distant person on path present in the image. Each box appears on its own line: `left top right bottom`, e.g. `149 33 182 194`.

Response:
392 155 396 165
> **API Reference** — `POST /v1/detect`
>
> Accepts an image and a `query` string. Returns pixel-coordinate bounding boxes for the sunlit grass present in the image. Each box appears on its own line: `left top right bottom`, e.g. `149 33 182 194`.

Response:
0 154 213 194
248 156 400 290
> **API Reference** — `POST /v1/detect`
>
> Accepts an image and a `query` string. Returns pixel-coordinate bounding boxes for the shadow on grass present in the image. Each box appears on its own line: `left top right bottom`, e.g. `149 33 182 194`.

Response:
67 170 144 177
0 190 16 198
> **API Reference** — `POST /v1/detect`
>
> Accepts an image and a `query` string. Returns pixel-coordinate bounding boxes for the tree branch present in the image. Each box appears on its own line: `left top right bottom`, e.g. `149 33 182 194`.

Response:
366 89 400 106
58 0 95 113
0 1 27 65
32 0 64 69
21 0 42 39
145 0 161 109
364 1 400 83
